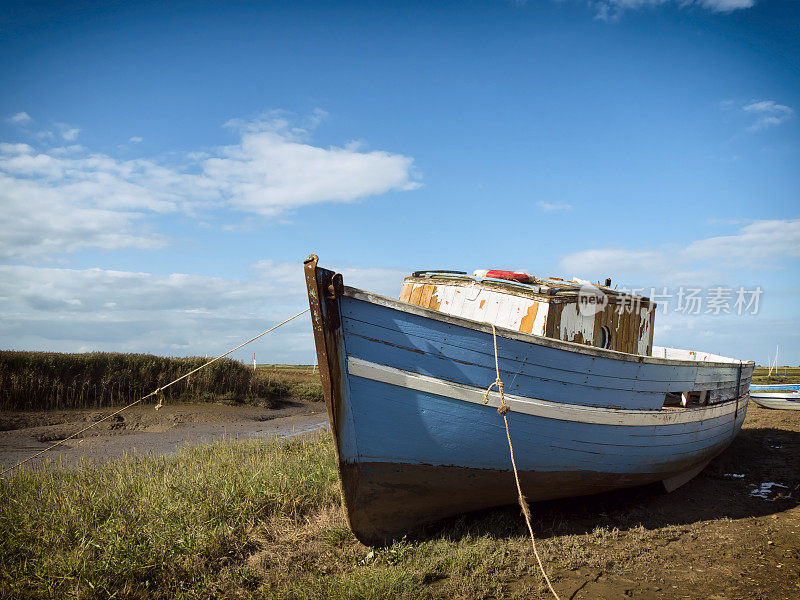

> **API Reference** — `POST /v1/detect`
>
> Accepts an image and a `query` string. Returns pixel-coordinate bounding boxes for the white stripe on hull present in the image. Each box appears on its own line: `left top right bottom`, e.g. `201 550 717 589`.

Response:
347 356 746 427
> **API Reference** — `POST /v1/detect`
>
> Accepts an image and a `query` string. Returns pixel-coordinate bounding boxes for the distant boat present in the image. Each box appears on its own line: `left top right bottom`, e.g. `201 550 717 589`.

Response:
304 255 754 544
750 384 800 410
766 344 789 378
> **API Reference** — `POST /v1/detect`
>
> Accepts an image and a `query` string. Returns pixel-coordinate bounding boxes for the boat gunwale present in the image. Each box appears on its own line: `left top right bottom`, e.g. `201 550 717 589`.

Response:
344 286 754 370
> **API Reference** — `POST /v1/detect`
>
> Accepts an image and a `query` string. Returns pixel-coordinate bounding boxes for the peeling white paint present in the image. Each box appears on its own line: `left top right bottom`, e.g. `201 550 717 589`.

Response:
637 306 653 355
427 284 549 335
559 302 595 345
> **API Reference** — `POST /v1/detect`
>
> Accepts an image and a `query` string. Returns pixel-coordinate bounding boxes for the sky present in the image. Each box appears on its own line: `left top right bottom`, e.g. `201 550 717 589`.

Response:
1 0 798 366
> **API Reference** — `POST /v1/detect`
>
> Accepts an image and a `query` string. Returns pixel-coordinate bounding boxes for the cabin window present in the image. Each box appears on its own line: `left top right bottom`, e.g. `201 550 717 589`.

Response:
595 326 611 349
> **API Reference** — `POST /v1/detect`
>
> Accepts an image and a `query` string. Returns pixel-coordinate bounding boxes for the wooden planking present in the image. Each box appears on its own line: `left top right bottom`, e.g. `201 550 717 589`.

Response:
399 283 413 303
402 280 656 356
520 302 539 334
341 318 691 400
339 309 693 400
348 357 743 427
353 288 754 374
419 284 434 310
343 367 746 473
341 295 747 389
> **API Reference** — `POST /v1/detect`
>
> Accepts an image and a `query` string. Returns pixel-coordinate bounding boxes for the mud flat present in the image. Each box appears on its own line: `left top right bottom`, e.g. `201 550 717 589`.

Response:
0 401 328 470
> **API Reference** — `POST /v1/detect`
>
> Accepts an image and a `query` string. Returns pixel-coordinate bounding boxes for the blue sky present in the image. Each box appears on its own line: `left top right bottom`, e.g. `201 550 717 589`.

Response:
1 0 798 365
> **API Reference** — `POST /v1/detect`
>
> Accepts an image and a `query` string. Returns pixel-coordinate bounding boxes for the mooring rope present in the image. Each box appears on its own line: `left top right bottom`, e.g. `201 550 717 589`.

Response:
483 323 562 600
0 308 310 477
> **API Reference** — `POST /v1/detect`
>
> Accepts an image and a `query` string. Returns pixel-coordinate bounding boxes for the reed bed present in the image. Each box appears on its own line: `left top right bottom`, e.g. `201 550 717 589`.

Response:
752 366 800 384
0 351 294 411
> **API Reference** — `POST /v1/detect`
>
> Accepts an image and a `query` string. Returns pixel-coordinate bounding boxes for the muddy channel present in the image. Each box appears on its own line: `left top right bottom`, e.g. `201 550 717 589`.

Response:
0 401 328 470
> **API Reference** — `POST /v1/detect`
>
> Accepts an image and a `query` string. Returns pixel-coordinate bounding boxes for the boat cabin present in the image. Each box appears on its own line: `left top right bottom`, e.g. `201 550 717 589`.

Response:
399 270 656 356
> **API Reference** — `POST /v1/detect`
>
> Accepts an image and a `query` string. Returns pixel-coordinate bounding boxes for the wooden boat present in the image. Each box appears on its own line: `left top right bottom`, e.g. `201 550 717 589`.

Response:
750 384 800 410
304 255 754 545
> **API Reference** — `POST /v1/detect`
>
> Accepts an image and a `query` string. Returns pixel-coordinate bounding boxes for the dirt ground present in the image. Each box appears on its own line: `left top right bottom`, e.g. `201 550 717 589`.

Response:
0 400 328 470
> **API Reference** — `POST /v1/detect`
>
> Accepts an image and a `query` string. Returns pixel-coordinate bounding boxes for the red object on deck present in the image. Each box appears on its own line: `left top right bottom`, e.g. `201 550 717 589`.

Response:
473 269 535 283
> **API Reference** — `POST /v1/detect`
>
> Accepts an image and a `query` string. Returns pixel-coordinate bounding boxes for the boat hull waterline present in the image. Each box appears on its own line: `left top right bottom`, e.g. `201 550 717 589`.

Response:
304 256 754 544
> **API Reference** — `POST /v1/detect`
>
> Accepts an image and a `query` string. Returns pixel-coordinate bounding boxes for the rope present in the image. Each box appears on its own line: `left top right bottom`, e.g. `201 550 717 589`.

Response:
483 323 562 600
0 308 310 477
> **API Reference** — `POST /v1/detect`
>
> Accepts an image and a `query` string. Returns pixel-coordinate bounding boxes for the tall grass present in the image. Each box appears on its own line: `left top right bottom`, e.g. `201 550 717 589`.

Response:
257 366 324 403
0 433 539 600
0 351 293 411
0 433 340 600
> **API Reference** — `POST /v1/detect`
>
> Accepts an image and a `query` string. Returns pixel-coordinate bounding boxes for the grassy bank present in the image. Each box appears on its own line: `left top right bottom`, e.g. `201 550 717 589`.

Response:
257 365 323 403
1 410 799 600
0 432 555 600
0 352 323 411
0 434 339 600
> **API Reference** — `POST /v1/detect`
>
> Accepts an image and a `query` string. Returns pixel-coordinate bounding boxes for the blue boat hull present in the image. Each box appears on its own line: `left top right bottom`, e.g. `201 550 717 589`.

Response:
304 257 753 544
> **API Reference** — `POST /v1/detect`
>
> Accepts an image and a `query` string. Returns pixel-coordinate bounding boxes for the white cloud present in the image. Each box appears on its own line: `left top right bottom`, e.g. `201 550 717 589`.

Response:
559 219 800 285
537 201 573 212
7 112 32 125
743 100 794 131
205 116 419 217
129 136 143 143
686 220 800 266
0 112 420 260
60 127 80 141
591 0 755 20
0 260 407 361
0 143 215 260
699 0 756 11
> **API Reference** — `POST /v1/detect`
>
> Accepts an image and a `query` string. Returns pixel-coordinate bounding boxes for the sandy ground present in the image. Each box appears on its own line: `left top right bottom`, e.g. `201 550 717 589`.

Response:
0 401 328 470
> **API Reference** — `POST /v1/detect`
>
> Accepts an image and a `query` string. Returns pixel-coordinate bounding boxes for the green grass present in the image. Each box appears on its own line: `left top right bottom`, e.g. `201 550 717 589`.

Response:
752 366 800 384
0 434 339 600
257 366 324 403
4 428 786 600
0 432 567 600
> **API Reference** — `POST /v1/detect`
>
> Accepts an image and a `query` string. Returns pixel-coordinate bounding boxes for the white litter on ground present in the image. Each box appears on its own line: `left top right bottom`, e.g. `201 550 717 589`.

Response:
724 473 745 478
749 482 788 499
